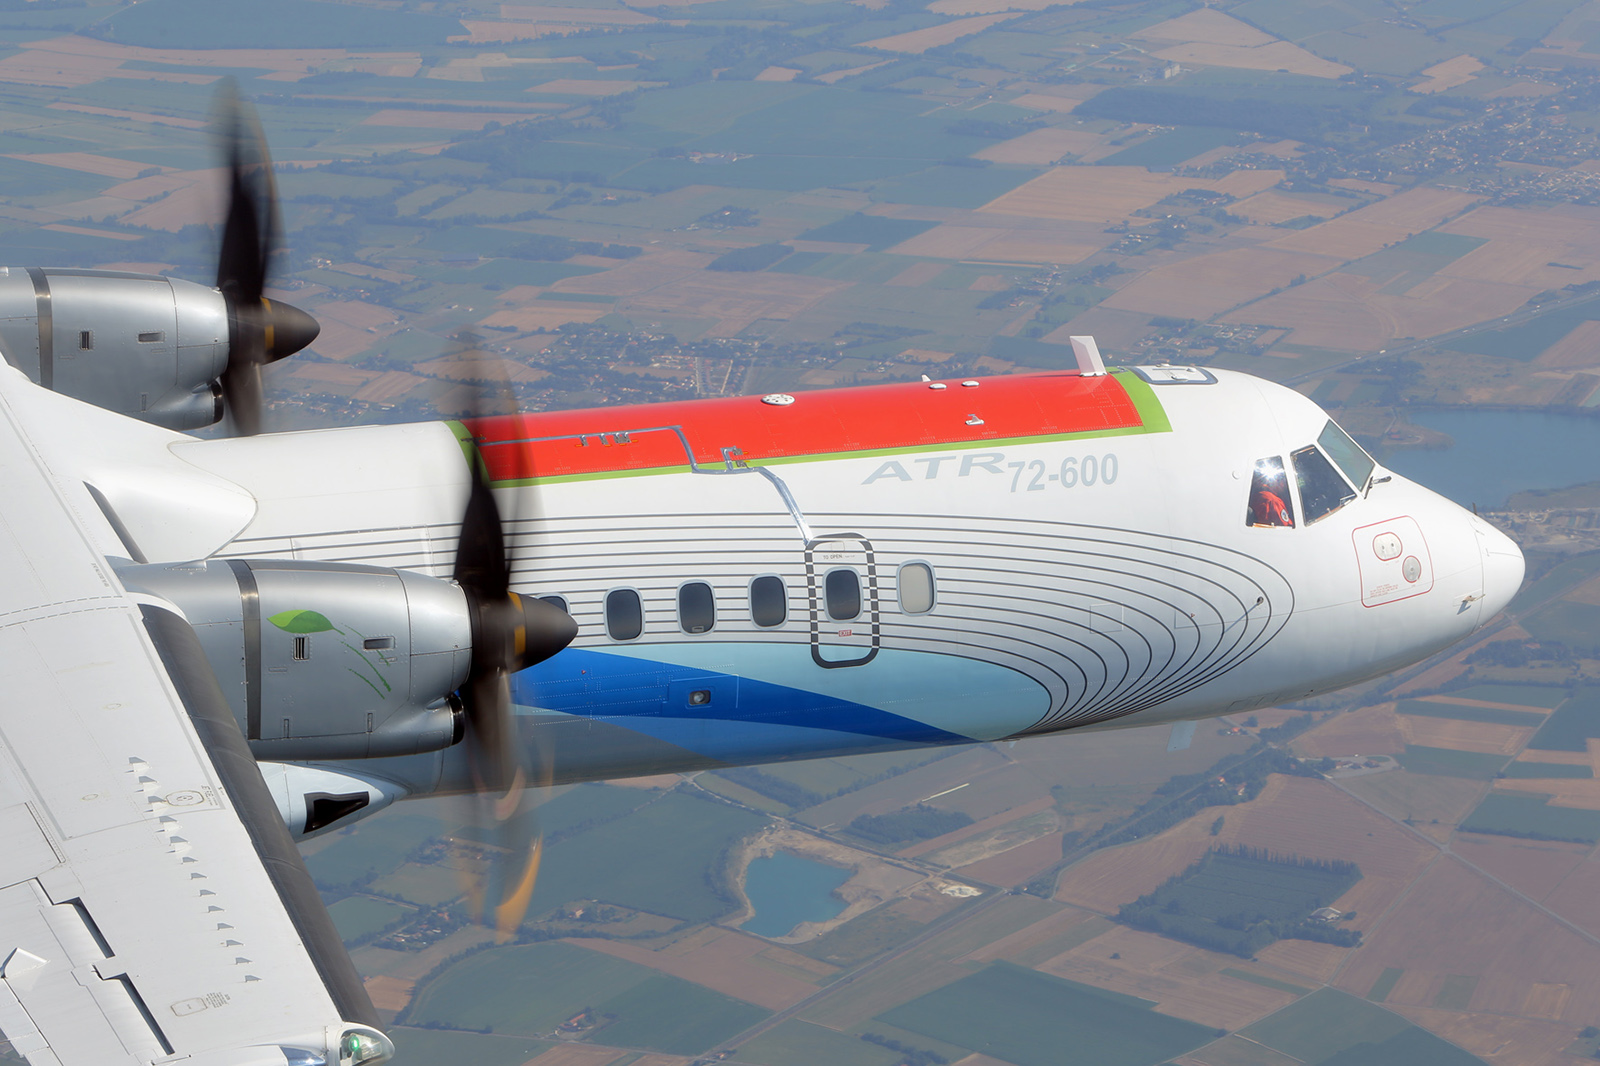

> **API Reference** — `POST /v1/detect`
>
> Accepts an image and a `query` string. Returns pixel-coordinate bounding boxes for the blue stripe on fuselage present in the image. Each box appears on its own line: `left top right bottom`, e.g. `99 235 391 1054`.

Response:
512 648 971 757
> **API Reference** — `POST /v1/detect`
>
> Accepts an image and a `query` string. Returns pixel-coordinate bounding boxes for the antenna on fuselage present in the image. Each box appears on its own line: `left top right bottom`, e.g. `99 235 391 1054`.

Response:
1070 335 1107 377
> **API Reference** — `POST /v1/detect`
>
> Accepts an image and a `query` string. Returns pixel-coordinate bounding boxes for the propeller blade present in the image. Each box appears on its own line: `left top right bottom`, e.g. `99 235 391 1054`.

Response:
440 338 573 940
210 79 319 435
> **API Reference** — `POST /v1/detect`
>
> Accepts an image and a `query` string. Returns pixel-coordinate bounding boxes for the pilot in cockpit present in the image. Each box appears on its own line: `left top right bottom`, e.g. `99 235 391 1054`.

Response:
1247 456 1294 528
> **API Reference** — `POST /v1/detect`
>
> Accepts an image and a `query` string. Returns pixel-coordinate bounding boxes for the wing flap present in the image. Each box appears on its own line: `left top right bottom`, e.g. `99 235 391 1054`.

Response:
0 364 375 1065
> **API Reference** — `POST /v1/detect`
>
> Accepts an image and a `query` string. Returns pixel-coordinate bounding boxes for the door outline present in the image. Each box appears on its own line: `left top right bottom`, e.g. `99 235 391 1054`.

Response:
805 533 879 669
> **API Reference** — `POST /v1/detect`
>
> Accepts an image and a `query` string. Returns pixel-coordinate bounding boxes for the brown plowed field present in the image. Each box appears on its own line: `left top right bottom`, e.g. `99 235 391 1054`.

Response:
1337 855 1600 1024
1493 777 1600 809
1251 938 1347 983
1229 190 1342 226
1387 1005 1575 1066
571 930 820 1010
1133 8 1276 46
1397 715 1531 755
1150 41 1351 79
961 904 1102 964
1221 272 1533 351
523 1046 626 1066
902 796 1054 859
1450 836 1588 904
546 250 711 295
1102 247 1343 320
978 166 1281 224
974 127 1107 165
1035 925 1295 1029
955 831 1064 885
1267 188 1481 259
1293 702 1405 757
862 13 1020 52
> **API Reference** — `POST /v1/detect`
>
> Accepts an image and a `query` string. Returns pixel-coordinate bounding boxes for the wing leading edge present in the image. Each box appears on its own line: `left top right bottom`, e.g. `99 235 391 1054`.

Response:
0 362 387 1066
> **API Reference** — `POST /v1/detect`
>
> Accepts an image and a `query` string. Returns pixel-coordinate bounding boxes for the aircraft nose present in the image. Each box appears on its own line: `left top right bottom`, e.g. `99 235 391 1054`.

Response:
1475 518 1524 621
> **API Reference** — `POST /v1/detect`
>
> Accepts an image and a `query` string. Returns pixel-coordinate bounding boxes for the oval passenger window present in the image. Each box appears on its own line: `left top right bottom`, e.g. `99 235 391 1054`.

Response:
605 588 643 641
899 563 934 614
825 568 861 621
750 575 787 628
679 581 715 634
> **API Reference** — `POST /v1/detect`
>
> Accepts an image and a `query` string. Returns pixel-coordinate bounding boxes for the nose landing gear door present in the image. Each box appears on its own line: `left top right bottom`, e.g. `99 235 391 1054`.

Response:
806 534 879 668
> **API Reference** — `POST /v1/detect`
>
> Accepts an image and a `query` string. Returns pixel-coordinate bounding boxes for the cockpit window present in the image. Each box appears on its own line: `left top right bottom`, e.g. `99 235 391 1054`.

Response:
1247 456 1295 528
1292 444 1357 524
1318 420 1375 491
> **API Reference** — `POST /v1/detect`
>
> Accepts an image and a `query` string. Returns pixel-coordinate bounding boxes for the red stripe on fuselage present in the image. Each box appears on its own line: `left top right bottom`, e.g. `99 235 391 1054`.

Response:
467 371 1142 482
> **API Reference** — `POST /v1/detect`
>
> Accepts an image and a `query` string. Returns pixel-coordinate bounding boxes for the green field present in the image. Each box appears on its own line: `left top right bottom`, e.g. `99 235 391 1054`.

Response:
303 810 448 891
796 213 941 252
867 164 1043 208
1441 297 1600 361
407 942 766 1052
1098 126 1242 168
105 0 465 47
1394 700 1544 728
1500 762 1593 779
1461 791 1600 843
790 903 928 967
328 895 413 944
1366 967 1402 1002
1118 846 1360 957
1435 974 1478 1011
1524 600 1600 644
1221 968 1313 996
594 976 769 1054
1395 745 1508 780
1446 684 1570 709
738 1019 904 1066
406 942 653 1033
1509 552 1600 613
522 790 766 923
1345 232 1487 284
1528 688 1600 751
387 1027 552 1066
878 962 1217 1066
1239 988 1485 1065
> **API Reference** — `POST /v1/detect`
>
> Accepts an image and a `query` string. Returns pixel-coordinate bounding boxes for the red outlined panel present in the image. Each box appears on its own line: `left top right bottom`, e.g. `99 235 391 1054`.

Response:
467 371 1143 482
1353 516 1434 607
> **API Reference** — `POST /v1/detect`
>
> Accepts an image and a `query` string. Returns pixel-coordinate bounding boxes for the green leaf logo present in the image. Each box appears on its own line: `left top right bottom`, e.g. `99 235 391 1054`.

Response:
268 609 338 634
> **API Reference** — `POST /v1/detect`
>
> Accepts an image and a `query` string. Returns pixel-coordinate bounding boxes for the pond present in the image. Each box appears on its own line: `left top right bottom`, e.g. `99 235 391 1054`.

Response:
1378 409 1600 510
739 850 851 939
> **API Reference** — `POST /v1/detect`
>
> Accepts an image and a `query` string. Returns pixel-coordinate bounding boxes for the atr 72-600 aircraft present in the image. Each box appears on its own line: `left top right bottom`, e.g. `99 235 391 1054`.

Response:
0 94 1523 1066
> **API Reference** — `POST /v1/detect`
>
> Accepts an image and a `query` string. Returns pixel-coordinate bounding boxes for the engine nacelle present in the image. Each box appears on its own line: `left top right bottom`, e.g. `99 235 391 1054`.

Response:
0 268 229 430
119 559 473 759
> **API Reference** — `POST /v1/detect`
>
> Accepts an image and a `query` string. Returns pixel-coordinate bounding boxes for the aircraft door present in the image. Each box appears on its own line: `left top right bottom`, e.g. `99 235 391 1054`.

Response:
806 534 879 668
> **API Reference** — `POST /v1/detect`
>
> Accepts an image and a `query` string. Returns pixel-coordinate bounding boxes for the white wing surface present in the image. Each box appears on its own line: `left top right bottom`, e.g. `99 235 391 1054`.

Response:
0 363 385 1066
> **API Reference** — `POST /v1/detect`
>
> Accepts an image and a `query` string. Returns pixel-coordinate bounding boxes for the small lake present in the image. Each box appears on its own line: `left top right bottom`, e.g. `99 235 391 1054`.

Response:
1378 409 1600 510
740 850 851 939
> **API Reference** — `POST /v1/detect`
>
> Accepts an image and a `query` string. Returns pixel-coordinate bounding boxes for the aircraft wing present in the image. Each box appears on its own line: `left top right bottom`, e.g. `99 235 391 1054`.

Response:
0 363 384 1066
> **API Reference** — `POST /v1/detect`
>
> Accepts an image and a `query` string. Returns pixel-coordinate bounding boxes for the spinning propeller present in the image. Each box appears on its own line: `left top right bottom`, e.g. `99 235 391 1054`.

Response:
212 81 320 435
448 344 576 939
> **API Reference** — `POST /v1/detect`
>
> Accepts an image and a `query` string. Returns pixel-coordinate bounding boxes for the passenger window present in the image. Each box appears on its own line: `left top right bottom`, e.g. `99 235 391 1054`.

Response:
605 588 642 641
750 575 786 628
1292 445 1357 524
1318 420 1375 491
679 581 715 634
1246 456 1295 528
539 595 568 613
824 568 861 621
898 562 935 614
